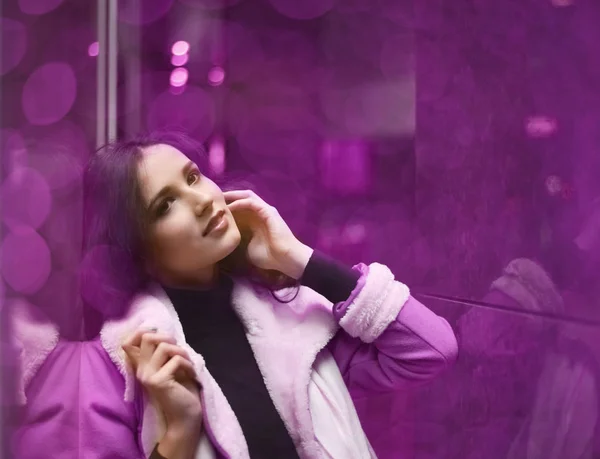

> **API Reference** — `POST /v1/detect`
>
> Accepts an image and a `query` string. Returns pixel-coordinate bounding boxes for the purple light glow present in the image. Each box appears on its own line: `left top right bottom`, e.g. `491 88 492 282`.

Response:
171 53 189 66
209 137 225 175
526 116 557 138
546 176 563 196
171 40 190 56
208 66 225 86
22 62 77 125
88 41 99 57
170 67 189 87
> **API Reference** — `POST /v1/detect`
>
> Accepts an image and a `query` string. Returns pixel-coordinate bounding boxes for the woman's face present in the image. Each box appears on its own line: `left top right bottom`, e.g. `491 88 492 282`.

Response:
137 143 241 286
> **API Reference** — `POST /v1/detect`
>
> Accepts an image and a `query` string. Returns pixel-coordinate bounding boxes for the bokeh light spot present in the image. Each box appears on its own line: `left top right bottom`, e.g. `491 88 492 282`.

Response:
88 41 99 57
1 228 51 295
22 62 77 125
208 66 225 86
18 0 64 15
170 67 189 87
171 40 190 56
1 18 28 76
171 53 189 66
1 168 52 231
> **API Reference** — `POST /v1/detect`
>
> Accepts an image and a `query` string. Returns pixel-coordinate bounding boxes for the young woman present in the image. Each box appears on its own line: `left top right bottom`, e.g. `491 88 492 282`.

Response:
13 132 457 459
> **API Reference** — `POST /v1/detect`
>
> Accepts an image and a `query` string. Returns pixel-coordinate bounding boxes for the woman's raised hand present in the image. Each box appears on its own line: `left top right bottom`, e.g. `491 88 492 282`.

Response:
225 190 313 279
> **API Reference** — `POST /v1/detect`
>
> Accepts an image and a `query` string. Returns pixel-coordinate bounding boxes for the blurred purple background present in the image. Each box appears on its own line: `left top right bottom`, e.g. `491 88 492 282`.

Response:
2 0 600 457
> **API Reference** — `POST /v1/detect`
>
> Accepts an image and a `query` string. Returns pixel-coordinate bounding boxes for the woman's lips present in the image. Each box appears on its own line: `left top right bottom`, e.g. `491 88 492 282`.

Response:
203 210 227 236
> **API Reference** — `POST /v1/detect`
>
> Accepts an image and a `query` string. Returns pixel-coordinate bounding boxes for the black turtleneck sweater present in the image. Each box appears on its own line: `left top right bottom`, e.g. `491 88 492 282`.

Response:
153 252 360 458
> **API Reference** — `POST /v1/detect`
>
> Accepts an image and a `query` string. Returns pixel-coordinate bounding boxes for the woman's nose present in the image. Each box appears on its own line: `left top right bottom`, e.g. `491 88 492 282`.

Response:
189 190 213 217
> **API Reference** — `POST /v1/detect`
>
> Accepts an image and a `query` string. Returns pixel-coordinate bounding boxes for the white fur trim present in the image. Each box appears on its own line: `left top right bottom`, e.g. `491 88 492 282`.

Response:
339 263 410 343
10 299 60 405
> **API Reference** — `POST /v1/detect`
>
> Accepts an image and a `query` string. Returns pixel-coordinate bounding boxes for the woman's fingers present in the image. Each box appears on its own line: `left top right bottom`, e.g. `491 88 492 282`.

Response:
148 355 197 388
140 332 176 366
223 190 256 202
122 329 176 370
122 328 155 349
224 190 272 208
227 198 264 214
147 342 192 374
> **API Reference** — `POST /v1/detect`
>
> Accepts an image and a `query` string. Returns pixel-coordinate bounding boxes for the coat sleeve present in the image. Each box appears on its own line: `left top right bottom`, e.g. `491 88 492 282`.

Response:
327 263 458 397
13 339 146 459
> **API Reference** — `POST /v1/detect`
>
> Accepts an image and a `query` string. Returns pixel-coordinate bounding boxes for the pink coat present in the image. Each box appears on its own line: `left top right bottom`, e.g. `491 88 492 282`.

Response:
13 262 458 458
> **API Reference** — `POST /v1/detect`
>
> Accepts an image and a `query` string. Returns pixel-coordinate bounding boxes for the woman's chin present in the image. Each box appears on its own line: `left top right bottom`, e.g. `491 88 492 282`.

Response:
222 225 242 256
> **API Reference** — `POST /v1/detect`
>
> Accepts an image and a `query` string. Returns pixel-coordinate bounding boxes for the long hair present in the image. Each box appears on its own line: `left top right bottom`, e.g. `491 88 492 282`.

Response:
80 131 298 322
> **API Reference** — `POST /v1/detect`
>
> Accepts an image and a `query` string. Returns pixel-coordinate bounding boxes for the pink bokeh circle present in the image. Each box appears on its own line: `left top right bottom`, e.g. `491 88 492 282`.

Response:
1 167 52 231
1 18 28 76
1 228 52 295
22 62 77 125
18 0 64 15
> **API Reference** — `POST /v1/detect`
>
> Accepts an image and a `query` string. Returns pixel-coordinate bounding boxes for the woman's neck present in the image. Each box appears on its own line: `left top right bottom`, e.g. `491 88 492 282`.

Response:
159 266 222 291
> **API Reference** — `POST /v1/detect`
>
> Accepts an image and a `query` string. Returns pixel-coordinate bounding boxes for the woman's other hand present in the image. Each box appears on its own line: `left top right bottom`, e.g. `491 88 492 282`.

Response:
123 329 202 458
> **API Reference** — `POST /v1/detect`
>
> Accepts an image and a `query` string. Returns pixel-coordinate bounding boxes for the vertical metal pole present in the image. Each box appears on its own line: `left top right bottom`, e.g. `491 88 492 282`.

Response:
122 3 141 136
107 0 118 142
96 0 107 148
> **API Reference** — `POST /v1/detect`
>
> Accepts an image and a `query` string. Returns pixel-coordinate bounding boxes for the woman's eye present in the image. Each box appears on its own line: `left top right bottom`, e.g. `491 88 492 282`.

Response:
187 171 200 185
156 198 174 217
